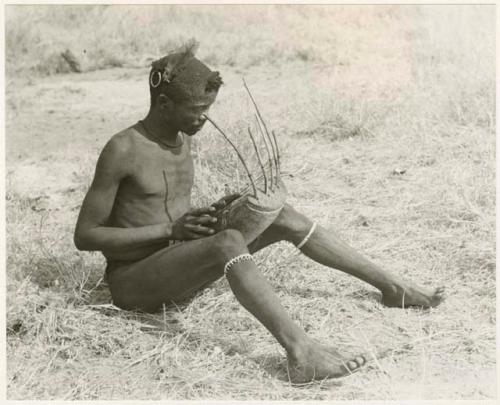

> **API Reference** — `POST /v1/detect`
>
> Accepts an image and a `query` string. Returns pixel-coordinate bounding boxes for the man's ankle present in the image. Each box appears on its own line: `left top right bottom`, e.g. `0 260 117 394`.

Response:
381 282 401 296
285 335 313 361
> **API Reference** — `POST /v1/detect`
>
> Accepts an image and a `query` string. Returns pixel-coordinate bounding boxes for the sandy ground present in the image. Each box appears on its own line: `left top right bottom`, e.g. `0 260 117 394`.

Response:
6 55 496 400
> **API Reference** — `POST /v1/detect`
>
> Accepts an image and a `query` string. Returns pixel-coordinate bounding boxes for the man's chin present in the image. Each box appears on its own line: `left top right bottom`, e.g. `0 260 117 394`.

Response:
184 127 201 136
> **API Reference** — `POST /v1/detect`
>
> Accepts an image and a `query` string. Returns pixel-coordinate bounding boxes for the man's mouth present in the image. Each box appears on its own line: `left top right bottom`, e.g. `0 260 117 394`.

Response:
188 123 204 133
184 126 201 136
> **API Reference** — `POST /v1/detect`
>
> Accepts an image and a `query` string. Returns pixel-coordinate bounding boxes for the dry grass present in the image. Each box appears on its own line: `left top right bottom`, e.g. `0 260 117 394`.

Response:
5 4 496 401
5 4 415 76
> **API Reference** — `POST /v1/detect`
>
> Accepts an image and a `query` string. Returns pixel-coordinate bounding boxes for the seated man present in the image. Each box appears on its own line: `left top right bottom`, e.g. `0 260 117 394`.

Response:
74 46 444 383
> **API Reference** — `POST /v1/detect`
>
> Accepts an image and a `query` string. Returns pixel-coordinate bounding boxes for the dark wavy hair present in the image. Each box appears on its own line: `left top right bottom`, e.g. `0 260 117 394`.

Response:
149 41 223 106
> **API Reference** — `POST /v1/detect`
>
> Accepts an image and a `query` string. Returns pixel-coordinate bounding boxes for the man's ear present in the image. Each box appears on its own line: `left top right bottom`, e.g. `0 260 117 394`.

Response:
157 94 174 111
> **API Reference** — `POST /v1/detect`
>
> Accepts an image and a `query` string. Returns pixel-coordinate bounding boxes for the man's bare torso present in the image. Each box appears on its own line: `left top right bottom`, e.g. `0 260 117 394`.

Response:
104 124 194 261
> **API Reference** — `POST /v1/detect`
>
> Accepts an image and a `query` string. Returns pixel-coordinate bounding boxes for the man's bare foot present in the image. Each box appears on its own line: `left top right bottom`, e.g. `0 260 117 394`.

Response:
287 340 366 384
382 283 445 308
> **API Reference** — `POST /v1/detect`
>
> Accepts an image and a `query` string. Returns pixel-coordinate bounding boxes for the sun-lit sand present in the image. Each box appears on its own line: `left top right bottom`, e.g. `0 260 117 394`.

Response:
5 5 495 400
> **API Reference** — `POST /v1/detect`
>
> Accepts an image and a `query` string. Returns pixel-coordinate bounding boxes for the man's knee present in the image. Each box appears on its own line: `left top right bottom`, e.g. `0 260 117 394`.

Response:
274 204 312 241
212 229 247 259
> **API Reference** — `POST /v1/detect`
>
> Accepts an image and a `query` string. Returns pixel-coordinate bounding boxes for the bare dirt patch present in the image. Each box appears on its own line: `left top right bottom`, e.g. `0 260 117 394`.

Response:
5 5 495 401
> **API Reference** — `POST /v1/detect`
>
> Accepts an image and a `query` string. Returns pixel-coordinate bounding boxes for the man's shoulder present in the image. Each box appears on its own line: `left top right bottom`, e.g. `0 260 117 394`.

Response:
96 126 143 174
103 125 141 157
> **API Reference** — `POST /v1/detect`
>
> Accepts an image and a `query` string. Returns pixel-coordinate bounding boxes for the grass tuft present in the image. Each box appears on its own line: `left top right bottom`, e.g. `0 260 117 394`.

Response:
5 4 495 401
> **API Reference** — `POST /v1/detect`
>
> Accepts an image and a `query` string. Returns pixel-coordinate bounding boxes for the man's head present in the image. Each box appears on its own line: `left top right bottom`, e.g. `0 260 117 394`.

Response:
149 42 223 135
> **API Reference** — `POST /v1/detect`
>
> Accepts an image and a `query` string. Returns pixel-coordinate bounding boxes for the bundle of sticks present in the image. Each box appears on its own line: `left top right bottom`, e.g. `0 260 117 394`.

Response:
204 80 287 244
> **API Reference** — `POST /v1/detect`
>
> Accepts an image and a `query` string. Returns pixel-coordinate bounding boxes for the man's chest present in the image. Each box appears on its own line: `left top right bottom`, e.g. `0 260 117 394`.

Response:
125 145 194 200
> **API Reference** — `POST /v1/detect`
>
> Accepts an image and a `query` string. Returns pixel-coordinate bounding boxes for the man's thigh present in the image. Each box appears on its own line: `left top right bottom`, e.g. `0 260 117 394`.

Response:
108 235 230 312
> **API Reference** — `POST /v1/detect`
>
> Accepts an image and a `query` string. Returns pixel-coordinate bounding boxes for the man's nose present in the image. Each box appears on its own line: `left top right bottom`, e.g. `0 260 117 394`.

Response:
199 114 208 123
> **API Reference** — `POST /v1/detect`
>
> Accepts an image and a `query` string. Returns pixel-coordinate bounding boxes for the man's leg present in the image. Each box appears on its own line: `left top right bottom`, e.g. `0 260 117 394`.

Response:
108 229 366 383
249 204 444 308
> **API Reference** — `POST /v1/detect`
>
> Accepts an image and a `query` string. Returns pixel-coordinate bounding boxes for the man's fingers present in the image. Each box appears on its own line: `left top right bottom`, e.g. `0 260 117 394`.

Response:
189 206 216 216
184 224 215 235
184 231 208 240
211 201 224 210
190 215 217 226
211 193 241 210
223 193 241 203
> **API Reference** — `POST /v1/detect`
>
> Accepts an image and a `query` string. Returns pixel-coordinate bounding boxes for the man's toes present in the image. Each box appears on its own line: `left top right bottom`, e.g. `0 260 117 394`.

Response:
346 360 358 371
428 287 445 307
355 355 366 366
435 287 445 300
346 356 365 372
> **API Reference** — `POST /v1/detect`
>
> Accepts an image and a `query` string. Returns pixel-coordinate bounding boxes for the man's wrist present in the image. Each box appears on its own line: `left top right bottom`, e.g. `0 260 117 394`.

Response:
162 222 173 240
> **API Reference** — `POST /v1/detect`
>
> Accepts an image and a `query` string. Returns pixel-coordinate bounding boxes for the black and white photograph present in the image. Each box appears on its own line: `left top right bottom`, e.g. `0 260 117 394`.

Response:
4 3 496 401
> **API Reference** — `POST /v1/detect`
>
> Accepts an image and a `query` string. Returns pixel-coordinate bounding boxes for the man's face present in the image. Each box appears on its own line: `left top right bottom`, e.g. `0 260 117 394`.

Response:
170 92 217 136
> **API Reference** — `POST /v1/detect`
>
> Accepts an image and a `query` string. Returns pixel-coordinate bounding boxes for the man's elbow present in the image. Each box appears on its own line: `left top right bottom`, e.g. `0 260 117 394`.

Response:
73 232 85 251
74 230 92 251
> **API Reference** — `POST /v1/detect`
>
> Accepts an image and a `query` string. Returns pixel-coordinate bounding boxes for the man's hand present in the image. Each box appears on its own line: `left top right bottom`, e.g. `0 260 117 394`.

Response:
171 206 218 240
211 193 241 211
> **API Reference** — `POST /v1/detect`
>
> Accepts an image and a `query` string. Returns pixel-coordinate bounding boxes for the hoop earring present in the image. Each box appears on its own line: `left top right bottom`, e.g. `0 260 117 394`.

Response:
150 71 162 88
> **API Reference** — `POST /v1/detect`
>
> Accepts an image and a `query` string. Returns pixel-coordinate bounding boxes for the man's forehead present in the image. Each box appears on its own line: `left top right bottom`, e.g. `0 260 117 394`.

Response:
183 93 217 107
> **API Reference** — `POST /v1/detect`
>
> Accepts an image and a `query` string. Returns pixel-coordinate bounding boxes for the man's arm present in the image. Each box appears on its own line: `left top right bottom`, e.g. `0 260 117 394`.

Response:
74 136 171 252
